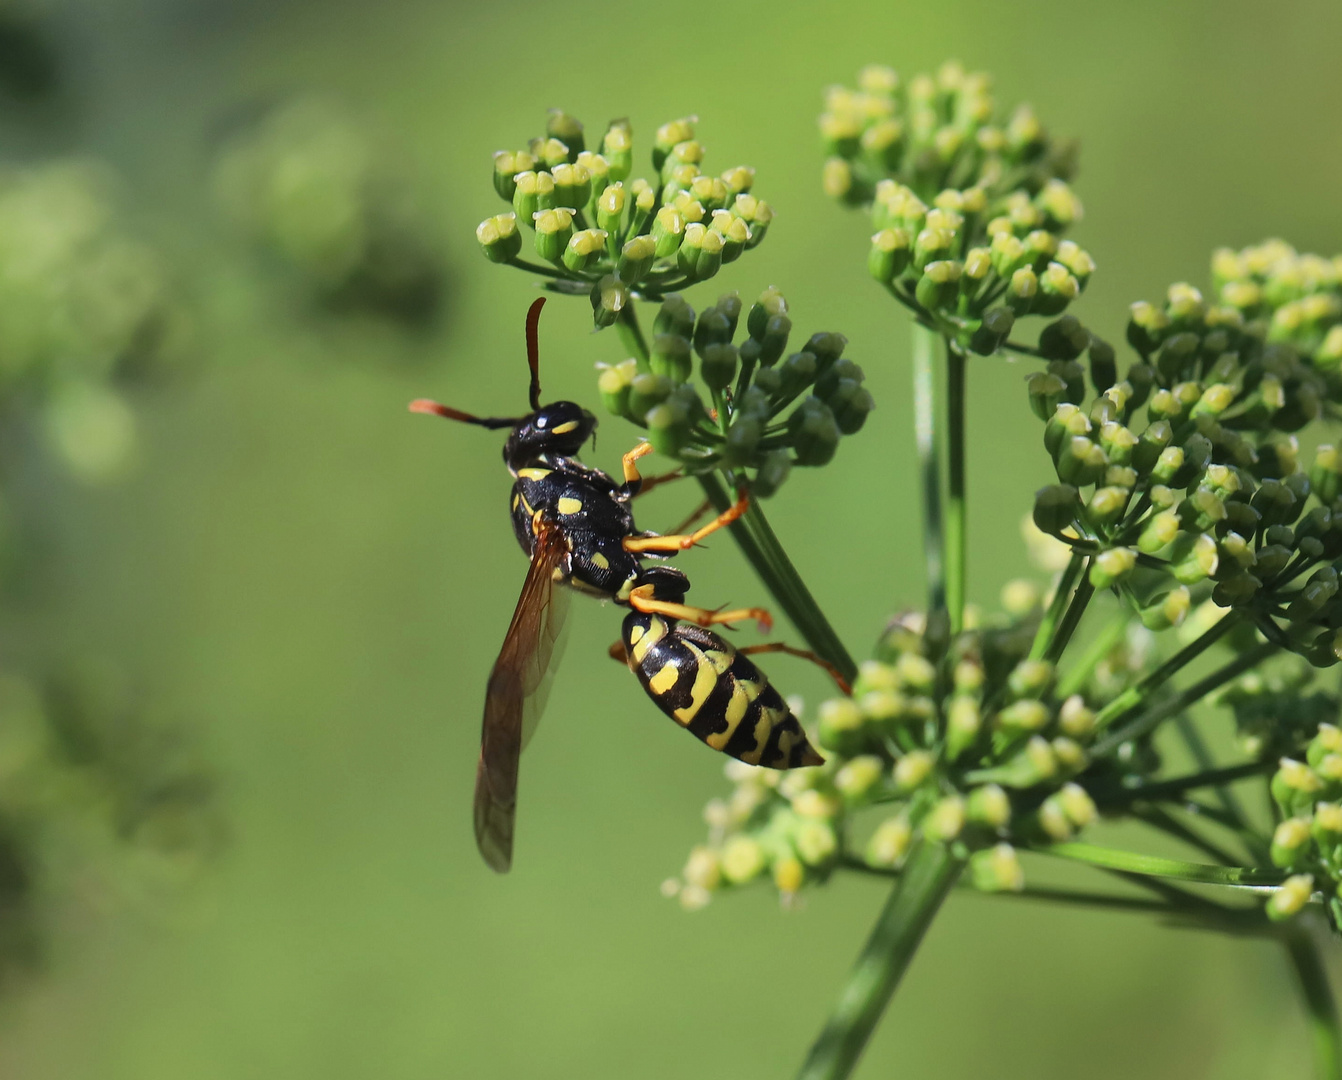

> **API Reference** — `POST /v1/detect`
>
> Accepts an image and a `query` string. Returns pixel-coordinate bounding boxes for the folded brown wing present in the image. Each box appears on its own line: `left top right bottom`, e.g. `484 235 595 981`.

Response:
473 520 569 873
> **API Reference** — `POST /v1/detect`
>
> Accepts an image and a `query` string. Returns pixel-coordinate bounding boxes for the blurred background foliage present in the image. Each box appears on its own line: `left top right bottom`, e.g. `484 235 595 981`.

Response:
0 0 1338 1078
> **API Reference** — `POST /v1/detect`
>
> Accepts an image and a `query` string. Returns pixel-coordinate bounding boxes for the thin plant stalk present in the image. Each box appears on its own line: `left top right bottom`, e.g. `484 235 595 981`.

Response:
945 342 968 633
912 323 945 616
1286 927 1342 1080
796 841 963 1080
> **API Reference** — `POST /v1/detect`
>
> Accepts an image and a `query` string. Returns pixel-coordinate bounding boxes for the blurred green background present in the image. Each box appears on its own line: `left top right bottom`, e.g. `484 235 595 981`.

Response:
1 0 1340 1076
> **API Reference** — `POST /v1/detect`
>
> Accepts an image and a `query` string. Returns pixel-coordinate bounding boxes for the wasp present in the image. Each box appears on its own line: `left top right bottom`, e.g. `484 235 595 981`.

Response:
412 298 836 872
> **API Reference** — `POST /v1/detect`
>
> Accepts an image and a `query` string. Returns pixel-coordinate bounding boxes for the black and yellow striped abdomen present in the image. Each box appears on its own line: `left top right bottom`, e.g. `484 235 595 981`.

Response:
621 613 824 769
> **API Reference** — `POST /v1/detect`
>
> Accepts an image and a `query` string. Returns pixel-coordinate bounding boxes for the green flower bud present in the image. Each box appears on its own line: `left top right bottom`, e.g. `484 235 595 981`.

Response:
912 227 953 272
817 698 866 754
720 835 766 885
476 213 522 263
645 400 692 456
734 196 772 247
945 695 982 761
1026 373 1067 422
589 273 629 329
710 211 751 263
654 295 695 340
1056 436 1107 487
966 784 1011 829
1267 874 1315 922
866 816 912 869
1168 531 1219 585
893 749 935 792
1037 315 1089 362
677 223 724 282
1033 483 1080 536
747 286 788 339
923 796 965 842
600 120 632 181
1308 725 1342 769
533 207 575 262
651 117 696 170
788 397 841 467
969 843 1024 892
550 161 592 214
650 207 686 259
594 183 627 238
512 170 556 222
1006 267 1038 316
722 416 762 469
833 756 884 803
915 260 962 311
1034 263 1080 316
1314 801 1342 849
752 450 792 499
869 228 912 285
614 235 655 285
1038 796 1074 841
1057 696 1095 740
970 307 1014 355
563 228 607 274
1312 446 1342 505
682 844 721 892
1140 586 1191 630
544 109 584 156
1273 758 1325 817
1008 660 1053 700
697 342 737 393
1271 817 1314 869
1052 737 1088 776
795 819 838 866
650 333 693 382
628 372 674 418
1086 486 1128 528
597 358 638 418
493 150 537 200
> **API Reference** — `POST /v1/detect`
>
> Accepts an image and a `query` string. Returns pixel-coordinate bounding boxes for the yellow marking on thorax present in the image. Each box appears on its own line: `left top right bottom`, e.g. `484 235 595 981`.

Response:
631 617 666 664
648 662 680 696
557 496 583 515
511 494 520 511
517 467 551 481
591 552 609 570
673 641 728 734
552 420 579 434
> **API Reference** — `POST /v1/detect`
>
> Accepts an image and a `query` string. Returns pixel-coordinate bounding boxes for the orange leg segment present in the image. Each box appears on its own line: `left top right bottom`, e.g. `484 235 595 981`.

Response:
737 643 852 696
622 490 751 553
622 440 654 486
628 587 772 634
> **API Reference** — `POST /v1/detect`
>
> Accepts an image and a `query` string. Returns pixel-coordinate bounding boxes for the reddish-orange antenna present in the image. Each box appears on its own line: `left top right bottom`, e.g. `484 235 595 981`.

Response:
525 296 546 412
408 399 519 430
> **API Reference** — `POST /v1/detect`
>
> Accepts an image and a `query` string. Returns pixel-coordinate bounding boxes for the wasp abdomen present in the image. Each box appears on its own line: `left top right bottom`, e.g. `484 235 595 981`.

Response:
622 614 823 769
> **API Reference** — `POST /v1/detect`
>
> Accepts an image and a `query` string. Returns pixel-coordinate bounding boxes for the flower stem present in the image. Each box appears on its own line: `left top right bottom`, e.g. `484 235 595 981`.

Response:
796 841 963 1080
1030 551 1086 661
945 343 968 633
1040 841 1286 887
697 471 856 683
1286 927 1342 1080
911 322 945 617
617 304 856 684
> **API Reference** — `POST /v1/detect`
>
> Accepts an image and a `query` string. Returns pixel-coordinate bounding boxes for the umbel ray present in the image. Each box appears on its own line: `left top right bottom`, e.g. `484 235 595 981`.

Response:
411 297 843 872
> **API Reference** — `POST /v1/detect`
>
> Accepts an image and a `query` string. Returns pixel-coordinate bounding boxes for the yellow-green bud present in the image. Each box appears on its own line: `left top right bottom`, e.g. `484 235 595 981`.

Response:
512 169 555 221
869 228 912 285
996 698 1050 735
946 695 982 761
793 789 841 820
562 228 607 274
616 235 656 285
970 843 1025 892
966 783 1011 829
866 817 912 868
1058 783 1097 828
721 835 766 884
773 854 805 894
683 845 721 890
600 121 633 181
1266 874 1314 922
835 756 884 801
795 820 838 866
476 213 522 263
818 697 866 753
894 750 935 792
493 149 537 200
1038 796 1073 841
1090 547 1136 589
923 796 965 842
532 207 575 262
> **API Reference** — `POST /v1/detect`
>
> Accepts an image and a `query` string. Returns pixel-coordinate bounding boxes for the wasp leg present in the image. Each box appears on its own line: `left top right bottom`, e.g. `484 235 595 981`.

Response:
737 643 852 696
629 586 772 633
622 490 750 553
631 468 685 497
620 440 655 496
608 639 629 663
663 496 714 536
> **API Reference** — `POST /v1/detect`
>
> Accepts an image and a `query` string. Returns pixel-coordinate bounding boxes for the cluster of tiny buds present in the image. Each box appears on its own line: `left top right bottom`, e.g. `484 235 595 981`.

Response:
664 600 1173 909
1029 255 1342 664
1267 723 1342 926
596 288 872 496
821 61 1087 352
482 110 773 328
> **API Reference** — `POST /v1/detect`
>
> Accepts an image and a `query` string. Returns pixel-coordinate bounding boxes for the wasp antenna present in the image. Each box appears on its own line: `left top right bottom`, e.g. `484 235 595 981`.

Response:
409 399 519 429
525 296 546 412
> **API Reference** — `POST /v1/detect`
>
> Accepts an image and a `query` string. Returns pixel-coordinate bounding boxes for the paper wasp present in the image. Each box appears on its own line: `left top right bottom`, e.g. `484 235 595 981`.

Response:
411 298 833 872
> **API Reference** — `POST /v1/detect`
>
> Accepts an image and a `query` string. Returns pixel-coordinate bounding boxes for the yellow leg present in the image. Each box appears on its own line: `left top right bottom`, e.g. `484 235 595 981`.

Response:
622 440 654 486
737 643 852 696
629 586 772 633
622 490 750 553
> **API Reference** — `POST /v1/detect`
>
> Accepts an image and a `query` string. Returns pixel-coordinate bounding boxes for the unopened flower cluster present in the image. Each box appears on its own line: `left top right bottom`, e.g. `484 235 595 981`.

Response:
666 605 1161 909
1030 244 1342 665
0 161 190 483
214 97 443 321
482 110 773 329
1261 722 1342 926
820 62 1090 353
596 289 872 495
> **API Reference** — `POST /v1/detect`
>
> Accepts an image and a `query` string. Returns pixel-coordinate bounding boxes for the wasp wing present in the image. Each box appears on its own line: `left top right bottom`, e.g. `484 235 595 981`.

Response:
474 520 570 873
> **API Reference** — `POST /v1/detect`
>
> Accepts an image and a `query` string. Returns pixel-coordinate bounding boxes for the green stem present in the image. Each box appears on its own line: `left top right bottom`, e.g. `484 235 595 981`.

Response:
1091 640 1276 757
698 472 857 683
1040 841 1286 887
1092 761 1270 808
912 322 945 616
1045 571 1094 664
946 344 968 633
1029 551 1085 661
615 304 855 683
1055 613 1130 699
1092 612 1243 733
796 841 963 1080
1286 928 1342 1080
